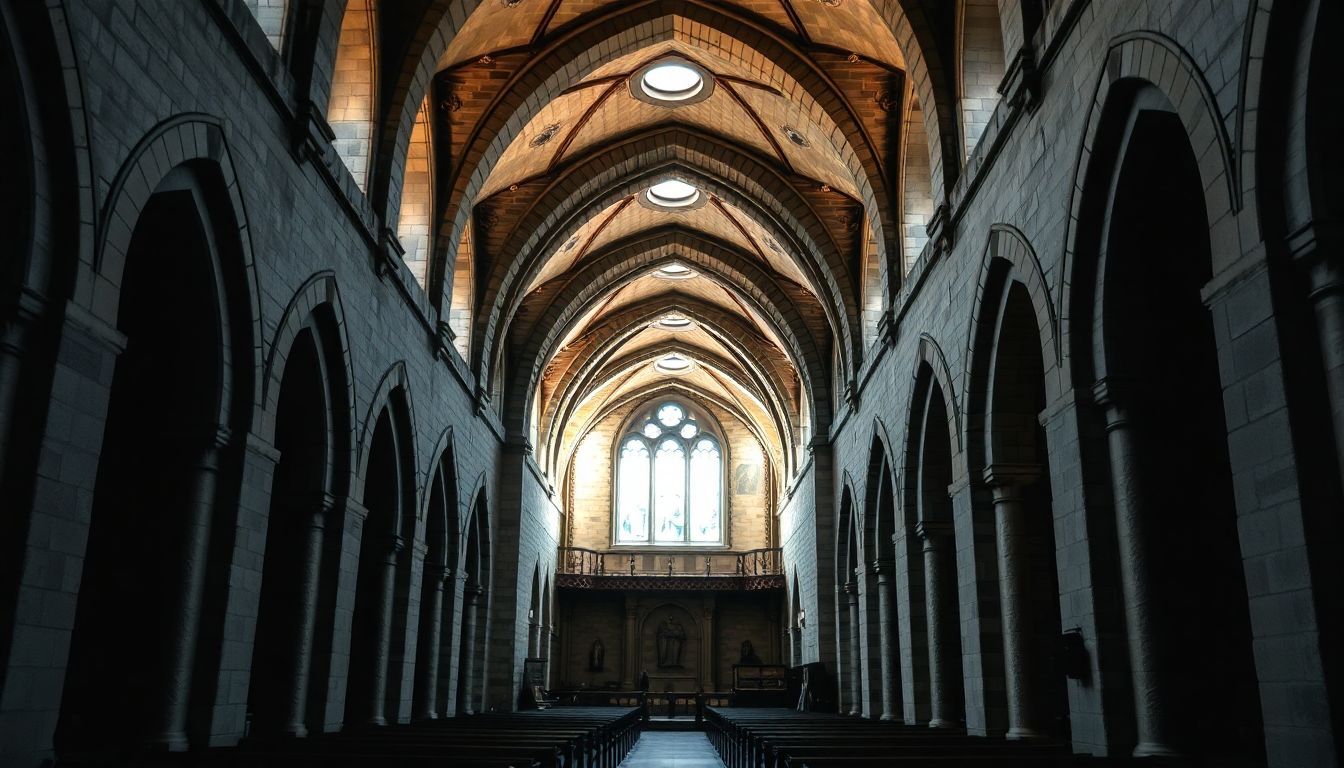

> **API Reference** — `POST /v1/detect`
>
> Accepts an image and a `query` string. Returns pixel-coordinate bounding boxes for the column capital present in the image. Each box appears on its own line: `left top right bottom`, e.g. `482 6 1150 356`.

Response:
868 559 895 577
1091 376 1140 429
915 520 954 544
877 309 898 347
982 463 1040 492
427 563 452 585
842 581 858 596
376 226 405 280
1288 219 1344 298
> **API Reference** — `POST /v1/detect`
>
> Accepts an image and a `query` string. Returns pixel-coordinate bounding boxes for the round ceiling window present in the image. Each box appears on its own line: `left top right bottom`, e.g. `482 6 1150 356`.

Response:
642 63 703 101
654 262 695 279
654 353 693 374
656 313 694 330
645 179 701 209
631 58 714 107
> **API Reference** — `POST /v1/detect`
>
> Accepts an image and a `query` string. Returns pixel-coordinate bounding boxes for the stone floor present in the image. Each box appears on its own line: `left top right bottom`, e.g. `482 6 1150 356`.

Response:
618 732 727 767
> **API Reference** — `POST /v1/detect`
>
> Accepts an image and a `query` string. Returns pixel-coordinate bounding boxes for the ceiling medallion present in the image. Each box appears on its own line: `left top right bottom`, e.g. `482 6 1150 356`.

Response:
847 53 861 64
782 125 810 148
816 0 842 7
477 55 494 65
499 0 523 6
765 236 784 254
530 123 561 148
561 234 580 252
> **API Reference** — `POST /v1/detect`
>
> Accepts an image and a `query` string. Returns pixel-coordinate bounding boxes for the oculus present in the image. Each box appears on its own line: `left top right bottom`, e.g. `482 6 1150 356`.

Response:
654 262 695 279
643 179 707 211
655 313 694 331
631 58 715 107
654 353 693 374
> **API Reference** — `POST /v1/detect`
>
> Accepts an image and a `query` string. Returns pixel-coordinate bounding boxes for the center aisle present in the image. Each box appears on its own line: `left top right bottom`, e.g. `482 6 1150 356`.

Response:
618 732 727 768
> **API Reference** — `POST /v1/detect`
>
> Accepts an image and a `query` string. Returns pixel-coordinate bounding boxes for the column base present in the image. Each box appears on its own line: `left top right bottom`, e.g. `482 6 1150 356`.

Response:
927 718 959 729
1133 741 1182 758
1005 726 1045 741
847 708 862 717
879 712 900 722
143 731 190 752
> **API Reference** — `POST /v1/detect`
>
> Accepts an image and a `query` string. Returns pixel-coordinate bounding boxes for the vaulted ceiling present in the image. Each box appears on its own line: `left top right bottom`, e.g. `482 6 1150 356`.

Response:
334 0 972 495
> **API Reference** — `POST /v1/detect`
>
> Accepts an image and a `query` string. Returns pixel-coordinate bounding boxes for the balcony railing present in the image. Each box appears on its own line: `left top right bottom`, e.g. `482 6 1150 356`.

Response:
558 546 782 577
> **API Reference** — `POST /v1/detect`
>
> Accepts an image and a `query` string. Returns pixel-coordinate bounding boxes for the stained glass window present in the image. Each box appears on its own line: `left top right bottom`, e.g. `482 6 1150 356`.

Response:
616 439 650 543
614 401 723 545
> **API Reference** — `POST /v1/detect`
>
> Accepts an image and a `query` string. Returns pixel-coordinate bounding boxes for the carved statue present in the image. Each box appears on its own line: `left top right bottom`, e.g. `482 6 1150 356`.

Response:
655 616 686 668
589 638 605 672
739 639 763 665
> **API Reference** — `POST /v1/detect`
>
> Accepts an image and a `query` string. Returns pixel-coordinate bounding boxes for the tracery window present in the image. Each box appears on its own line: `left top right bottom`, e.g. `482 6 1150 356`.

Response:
615 401 723 545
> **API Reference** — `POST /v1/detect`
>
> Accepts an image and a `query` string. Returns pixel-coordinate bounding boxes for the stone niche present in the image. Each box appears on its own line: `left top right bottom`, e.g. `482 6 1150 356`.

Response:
640 603 701 691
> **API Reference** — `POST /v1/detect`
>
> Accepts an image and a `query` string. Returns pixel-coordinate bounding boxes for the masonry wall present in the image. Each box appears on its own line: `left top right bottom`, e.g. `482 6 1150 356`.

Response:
0 0 531 763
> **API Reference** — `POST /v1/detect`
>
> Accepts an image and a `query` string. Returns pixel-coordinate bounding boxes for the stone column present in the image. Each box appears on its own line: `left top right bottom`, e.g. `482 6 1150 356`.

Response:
412 565 451 720
983 464 1041 741
845 582 862 716
529 619 541 658
701 598 716 690
1092 379 1179 757
360 534 405 726
917 520 957 728
0 289 41 477
271 492 336 737
458 585 482 715
872 561 900 721
146 428 229 750
1291 220 1344 485
622 599 639 688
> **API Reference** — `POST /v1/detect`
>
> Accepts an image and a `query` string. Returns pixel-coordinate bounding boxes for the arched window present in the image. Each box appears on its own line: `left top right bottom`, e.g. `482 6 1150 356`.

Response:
615 401 723 545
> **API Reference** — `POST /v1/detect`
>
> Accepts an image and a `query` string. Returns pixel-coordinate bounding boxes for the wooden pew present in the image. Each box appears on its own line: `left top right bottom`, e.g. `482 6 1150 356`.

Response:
705 707 1077 768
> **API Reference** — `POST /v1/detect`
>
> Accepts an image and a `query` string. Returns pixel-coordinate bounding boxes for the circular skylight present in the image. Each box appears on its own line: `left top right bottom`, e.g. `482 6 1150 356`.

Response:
656 313 693 330
631 58 714 108
654 354 693 374
641 63 704 102
655 262 695 279
646 179 700 208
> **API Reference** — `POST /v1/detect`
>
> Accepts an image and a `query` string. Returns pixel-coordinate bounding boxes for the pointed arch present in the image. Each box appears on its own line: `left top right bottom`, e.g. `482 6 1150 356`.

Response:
328 0 378 191
1059 31 1241 387
957 0 1007 161
91 114 264 431
243 0 289 51
396 95 434 289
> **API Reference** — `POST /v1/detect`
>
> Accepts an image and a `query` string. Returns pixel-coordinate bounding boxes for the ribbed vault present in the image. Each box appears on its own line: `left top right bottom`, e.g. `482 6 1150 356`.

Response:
345 0 978 525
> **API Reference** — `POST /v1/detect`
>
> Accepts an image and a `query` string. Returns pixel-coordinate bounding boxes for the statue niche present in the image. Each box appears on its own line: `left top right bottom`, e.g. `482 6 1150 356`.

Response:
655 616 686 668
